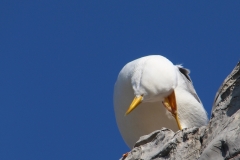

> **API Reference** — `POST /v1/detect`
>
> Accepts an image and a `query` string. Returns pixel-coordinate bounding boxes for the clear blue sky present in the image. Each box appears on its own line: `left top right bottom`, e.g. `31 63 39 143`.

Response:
0 1 239 159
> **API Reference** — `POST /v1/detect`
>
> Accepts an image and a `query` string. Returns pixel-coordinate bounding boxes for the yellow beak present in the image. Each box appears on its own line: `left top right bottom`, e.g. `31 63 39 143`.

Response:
125 96 143 115
163 91 182 130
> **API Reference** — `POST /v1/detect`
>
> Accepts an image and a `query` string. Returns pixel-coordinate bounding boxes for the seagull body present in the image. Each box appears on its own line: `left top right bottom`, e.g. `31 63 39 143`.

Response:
114 55 208 148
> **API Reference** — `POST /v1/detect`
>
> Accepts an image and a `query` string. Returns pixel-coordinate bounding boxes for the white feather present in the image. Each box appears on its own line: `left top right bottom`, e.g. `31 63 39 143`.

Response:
114 55 208 148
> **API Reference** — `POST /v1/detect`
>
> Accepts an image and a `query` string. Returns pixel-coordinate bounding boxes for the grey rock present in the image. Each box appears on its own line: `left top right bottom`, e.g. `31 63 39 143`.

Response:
120 62 240 160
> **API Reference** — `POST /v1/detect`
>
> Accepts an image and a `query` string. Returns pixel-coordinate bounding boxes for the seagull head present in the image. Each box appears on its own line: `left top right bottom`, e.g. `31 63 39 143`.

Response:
125 55 178 115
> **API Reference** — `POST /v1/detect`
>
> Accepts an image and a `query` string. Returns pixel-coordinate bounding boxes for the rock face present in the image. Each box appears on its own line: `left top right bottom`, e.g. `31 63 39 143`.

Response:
121 62 240 160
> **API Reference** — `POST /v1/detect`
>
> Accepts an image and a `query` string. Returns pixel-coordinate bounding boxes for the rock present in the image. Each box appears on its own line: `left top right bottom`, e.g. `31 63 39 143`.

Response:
120 62 240 160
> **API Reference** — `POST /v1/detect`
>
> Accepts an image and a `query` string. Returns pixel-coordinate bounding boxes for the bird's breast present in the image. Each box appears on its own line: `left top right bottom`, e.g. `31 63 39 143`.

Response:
114 98 178 148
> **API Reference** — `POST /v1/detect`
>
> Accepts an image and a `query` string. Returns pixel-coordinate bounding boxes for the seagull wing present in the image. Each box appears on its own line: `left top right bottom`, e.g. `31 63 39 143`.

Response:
176 65 202 104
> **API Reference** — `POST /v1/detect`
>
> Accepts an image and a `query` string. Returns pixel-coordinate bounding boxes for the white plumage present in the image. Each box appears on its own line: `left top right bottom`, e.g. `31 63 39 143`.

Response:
114 55 208 148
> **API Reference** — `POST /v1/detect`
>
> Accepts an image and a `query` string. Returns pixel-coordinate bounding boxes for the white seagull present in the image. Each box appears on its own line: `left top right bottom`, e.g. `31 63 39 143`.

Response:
114 55 208 148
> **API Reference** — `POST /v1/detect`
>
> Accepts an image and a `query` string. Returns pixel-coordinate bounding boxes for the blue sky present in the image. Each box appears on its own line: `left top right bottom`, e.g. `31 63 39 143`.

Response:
0 1 239 159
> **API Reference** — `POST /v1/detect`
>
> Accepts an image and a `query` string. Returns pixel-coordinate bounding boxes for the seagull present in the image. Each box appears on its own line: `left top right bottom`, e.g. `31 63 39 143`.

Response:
114 55 208 148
